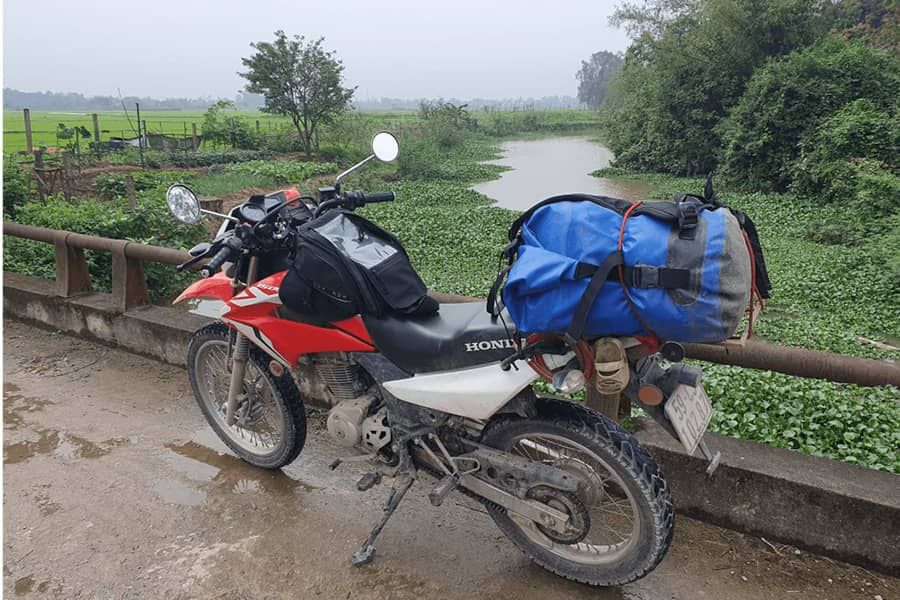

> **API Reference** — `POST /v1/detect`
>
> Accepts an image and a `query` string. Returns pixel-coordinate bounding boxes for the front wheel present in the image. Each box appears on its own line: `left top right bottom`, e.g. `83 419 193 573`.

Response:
187 323 306 469
480 398 673 586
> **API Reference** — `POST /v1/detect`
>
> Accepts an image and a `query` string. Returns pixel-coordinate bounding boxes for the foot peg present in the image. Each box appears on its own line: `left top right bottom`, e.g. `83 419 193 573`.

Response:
429 473 460 507
357 472 381 492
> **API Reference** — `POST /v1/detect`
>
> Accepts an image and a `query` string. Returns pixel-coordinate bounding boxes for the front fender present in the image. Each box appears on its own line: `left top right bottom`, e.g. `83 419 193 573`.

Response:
173 272 234 304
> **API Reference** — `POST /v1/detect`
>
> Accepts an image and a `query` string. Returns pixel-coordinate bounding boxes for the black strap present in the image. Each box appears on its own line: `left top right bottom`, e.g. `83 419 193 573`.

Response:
487 265 510 317
565 252 623 344
575 261 690 289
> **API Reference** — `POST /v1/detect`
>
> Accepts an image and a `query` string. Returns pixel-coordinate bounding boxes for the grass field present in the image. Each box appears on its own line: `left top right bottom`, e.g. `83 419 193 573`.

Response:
2 108 603 154
1 109 413 154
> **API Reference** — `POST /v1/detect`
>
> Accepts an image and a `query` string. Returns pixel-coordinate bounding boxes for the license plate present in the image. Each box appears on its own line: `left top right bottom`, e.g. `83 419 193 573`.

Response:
664 384 713 455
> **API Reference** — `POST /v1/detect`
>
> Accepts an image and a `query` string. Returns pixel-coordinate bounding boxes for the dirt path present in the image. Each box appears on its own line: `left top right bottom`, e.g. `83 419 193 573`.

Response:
3 319 896 599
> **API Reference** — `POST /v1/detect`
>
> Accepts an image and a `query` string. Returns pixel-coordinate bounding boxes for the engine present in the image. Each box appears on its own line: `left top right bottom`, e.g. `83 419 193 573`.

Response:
326 396 391 452
297 353 391 452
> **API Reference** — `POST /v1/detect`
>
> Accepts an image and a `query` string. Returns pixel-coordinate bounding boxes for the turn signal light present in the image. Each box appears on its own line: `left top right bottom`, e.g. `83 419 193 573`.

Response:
638 384 664 406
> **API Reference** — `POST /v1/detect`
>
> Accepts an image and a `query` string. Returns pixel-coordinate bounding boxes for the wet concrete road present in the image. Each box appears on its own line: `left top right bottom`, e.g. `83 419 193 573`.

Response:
3 319 897 599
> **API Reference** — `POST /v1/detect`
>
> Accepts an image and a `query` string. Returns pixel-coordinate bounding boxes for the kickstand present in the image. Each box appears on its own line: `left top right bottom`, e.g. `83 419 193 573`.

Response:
351 453 416 567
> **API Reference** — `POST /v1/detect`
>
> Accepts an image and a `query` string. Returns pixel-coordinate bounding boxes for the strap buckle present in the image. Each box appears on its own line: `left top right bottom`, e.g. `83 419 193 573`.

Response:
677 202 699 240
632 265 660 288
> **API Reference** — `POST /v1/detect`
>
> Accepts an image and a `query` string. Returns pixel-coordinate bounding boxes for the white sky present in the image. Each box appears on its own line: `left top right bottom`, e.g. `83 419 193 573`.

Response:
3 0 629 100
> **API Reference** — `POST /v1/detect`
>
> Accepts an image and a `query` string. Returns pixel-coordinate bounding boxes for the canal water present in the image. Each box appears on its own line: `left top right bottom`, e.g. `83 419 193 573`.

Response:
472 137 651 211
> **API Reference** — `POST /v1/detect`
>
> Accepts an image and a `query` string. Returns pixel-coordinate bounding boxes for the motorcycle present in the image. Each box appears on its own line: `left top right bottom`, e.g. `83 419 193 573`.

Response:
167 131 721 586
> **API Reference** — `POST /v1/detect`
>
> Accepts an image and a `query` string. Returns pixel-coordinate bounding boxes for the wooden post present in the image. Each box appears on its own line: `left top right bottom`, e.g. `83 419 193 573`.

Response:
33 150 45 201
256 119 260 133
142 120 148 146
91 113 100 148
135 103 144 167
24 108 33 153
191 123 198 150
62 152 72 201
125 175 137 211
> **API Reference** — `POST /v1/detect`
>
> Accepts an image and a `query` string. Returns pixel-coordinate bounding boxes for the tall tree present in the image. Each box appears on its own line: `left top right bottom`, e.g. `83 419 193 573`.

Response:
576 51 625 108
240 31 355 155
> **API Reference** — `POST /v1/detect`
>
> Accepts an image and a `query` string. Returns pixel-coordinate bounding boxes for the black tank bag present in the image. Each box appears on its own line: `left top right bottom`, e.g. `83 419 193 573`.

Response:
280 210 438 323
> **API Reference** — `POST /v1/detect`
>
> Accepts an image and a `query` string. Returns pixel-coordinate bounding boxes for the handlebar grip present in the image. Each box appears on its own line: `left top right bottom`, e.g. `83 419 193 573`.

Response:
200 246 234 278
363 191 395 203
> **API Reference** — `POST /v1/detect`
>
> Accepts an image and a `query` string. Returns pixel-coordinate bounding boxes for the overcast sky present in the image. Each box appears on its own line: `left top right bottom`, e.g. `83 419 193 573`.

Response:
3 0 629 100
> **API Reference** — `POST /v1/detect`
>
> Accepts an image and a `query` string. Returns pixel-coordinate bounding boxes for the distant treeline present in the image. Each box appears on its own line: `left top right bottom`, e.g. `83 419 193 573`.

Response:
355 96 582 110
2 89 265 111
4 88 583 112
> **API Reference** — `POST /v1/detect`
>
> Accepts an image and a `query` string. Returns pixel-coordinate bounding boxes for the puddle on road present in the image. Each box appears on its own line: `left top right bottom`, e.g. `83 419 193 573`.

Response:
151 441 319 507
13 575 50 596
3 429 129 465
3 382 53 430
150 478 208 507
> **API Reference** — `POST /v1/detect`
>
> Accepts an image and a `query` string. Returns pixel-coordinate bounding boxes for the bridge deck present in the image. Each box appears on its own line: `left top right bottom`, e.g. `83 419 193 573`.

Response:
3 319 895 599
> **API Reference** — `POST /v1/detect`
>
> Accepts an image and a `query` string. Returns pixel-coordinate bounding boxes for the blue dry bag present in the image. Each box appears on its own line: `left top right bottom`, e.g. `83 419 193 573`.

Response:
489 189 769 344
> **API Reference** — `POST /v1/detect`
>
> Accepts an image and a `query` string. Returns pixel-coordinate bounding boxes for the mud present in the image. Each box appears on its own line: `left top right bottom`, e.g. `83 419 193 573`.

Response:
4 319 898 599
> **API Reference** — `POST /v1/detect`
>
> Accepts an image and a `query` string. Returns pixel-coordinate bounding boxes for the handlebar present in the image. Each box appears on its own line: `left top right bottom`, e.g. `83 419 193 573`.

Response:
200 237 243 278
362 191 396 203
313 190 396 218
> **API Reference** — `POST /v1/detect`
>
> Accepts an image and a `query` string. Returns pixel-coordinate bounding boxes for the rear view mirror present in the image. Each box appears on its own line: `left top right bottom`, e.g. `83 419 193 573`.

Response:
167 184 201 224
372 132 399 163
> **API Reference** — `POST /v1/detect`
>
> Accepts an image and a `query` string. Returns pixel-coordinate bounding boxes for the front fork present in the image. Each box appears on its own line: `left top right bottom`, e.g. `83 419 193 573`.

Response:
223 256 258 427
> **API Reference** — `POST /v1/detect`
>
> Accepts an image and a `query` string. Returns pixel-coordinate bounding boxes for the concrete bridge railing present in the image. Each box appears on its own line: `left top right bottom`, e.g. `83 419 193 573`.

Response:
4 221 899 387
4 221 196 313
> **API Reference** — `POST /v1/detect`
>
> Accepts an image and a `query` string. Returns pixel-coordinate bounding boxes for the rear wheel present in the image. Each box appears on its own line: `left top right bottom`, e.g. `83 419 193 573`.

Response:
480 399 673 586
187 324 306 469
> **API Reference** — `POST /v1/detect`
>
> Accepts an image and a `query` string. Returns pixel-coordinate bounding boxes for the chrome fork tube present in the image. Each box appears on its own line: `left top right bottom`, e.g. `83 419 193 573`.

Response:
224 256 259 426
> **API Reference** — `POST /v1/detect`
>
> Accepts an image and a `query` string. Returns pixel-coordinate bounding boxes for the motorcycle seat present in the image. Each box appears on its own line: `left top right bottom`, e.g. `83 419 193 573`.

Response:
362 302 516 374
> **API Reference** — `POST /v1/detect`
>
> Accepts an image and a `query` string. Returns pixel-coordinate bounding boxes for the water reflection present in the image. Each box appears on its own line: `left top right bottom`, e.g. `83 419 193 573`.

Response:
472 137 650 211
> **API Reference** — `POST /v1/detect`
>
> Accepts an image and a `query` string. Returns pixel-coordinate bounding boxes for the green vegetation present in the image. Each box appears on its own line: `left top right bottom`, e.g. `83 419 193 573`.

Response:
4 193 206 301
719 38 899 192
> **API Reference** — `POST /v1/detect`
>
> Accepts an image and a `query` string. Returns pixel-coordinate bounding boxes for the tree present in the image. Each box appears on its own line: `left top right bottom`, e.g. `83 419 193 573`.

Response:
610 0 700 40
576 51 624 108
601 0 829 174
240 31 355 155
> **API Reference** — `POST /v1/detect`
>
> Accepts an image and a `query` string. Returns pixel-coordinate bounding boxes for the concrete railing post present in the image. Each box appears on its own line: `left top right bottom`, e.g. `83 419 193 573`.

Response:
53 232 92 297
111 241 150 312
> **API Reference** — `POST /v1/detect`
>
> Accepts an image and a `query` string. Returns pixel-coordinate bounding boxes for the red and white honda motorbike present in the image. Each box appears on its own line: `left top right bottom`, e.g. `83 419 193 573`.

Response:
167 132 717 586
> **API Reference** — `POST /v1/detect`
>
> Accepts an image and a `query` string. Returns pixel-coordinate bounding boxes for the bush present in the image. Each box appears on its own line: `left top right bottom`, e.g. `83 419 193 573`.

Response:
201 100 260 150
3 159 32 218
104 147 272 168
4 193 206 301
719 38 900 191
167 149 272 168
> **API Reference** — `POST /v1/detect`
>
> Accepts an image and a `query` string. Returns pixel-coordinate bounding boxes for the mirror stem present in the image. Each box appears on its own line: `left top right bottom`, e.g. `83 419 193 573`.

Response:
201 208 240 223
334 154 375 189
